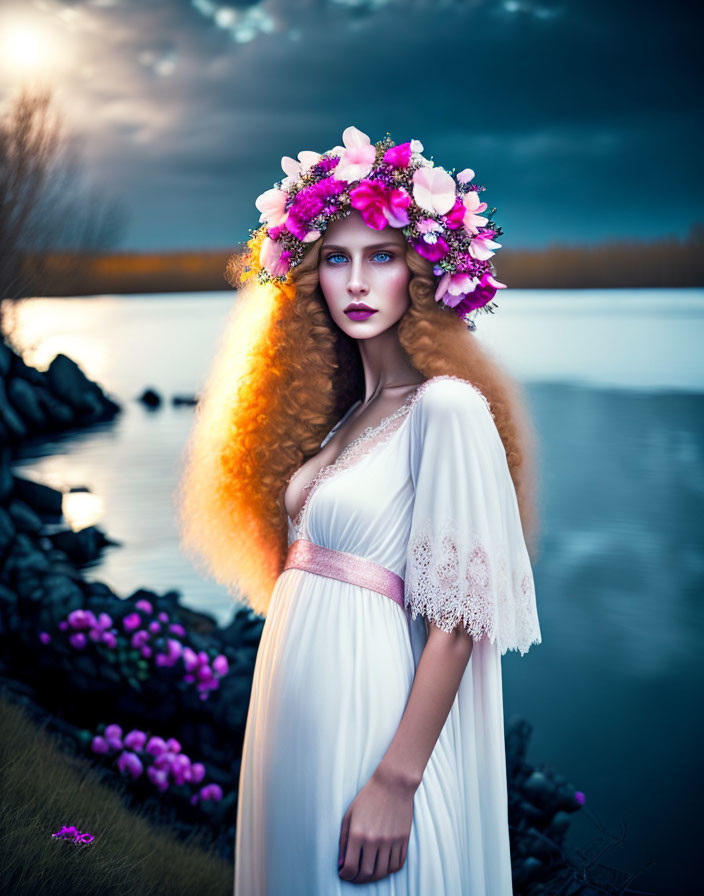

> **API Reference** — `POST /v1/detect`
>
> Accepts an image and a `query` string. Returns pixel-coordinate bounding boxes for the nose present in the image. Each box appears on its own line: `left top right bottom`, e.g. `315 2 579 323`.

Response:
346 257 369 296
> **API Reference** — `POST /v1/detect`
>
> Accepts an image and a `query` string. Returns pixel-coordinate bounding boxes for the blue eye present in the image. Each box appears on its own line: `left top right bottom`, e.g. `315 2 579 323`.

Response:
323 251 394 264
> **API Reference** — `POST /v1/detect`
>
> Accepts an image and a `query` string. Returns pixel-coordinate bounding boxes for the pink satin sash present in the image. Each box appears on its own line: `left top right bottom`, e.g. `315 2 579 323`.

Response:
284 538 405 612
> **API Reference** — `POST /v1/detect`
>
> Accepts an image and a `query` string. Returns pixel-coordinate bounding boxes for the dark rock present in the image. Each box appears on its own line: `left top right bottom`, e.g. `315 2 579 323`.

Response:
7 377 48 430
0 341 12 377
48 525 111 564
12 475 63 516
46 353 109 417
10 351 46 386
0 506 15 550
139 388 161 408
7 499 43 534
0 378 29 440
5 534 52 578
172 394 198 407
33 384 75 427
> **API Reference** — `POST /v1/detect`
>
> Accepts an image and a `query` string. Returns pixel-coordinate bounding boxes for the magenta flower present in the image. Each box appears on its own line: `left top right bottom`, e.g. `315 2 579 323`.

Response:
158 611 169 623
101 631 117 648
97 612 113 630
69 632 87 649
442 197 467 230
147 765 170 792
91 735 109 754
169 623 187 637
131 630 150 648
182 646 199 671
212 654 229 676
349 181 411 230
146 735 167 757
148 620 161 633
105 724 123 742
383 141 412 168
122 612 141 633
190 762 206 783
574 790 586 805
166 737 182 753
68 609 96 630
200 783 223 802
135 599 153 614
39 631 51 644
413 236 449 262
58 620 69 631
140 644 152 659
124 729 148 751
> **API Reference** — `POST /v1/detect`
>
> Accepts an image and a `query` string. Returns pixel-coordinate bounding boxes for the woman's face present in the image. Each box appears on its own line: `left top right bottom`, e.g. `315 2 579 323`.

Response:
318 210 411 339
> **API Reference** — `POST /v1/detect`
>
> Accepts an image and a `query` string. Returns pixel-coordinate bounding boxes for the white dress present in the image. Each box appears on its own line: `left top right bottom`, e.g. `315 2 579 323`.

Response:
234 375 542 896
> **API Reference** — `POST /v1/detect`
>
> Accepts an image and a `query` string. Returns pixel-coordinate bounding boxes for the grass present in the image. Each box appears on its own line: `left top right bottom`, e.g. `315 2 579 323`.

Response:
0 691 234 896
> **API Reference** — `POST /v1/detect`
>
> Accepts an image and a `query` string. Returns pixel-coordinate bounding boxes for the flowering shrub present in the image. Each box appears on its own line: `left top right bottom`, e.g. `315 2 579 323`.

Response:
39 599 230 701
52 824 94 845
89 722 223 806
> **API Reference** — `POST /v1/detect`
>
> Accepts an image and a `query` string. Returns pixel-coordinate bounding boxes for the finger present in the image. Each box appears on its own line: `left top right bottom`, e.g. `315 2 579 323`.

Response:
338 811 351 869
355 844 379 883
369 845 391 881
389 843 403 873
339 837 362 881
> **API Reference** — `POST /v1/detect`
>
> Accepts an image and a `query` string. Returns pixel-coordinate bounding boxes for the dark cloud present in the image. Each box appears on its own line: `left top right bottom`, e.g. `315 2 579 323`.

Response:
0 0 699 249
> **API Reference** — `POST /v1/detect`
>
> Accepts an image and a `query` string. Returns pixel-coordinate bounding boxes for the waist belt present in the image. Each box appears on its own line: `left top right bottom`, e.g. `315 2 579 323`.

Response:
283 538 405 612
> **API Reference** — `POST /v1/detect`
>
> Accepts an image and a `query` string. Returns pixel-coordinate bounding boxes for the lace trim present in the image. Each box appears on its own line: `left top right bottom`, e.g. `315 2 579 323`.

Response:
290 375 492 536
404 517 541 656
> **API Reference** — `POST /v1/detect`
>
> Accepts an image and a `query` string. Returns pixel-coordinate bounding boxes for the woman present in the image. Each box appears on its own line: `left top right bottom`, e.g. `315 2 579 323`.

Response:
177 126 542 894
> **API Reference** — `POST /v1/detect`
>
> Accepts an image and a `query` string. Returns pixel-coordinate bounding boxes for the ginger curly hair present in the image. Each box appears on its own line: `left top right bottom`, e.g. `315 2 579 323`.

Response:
175 235 540 617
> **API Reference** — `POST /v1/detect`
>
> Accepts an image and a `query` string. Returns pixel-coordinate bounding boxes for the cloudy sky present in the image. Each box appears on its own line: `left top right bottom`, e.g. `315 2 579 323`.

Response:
0 0 700 251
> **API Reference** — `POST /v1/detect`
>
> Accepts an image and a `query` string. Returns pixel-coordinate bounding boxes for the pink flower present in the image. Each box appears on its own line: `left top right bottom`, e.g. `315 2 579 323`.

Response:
69 632 87 649
462 190 489 235
412 166 456 216
349 180 411 229
468 233 502 261
260 236 290 277
435 272 480 308
158 611 169 623
169 623 186 637
190 762 206 783
101 631 117 648
452 272 507 314
255 187 289 228
131 630 149 648
200 783 223 802
456 168 475 185
383 142 412 168
332 126 376 183
148 620 161 634
280 150 322 190
140 645 152 658
97 612 113 630
39 631 51 644
105 724 123 741
574 790 586 805
135 599 153 614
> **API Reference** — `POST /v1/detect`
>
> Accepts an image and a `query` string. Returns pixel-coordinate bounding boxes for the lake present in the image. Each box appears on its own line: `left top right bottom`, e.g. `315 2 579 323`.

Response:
7 288 704 895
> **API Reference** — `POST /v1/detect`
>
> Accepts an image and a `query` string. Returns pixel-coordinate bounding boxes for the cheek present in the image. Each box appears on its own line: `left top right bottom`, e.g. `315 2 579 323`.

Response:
379 266 411 312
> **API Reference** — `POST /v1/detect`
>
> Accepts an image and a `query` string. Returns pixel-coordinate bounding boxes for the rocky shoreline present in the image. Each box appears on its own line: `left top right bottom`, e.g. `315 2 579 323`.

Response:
0 336 639 894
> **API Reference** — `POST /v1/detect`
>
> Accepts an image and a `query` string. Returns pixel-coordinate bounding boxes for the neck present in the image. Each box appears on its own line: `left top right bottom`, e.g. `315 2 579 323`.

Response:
355 323 424 405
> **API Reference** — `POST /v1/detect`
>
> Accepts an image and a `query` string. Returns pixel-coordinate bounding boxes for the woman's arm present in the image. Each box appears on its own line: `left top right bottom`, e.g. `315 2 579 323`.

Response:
338 623 473 884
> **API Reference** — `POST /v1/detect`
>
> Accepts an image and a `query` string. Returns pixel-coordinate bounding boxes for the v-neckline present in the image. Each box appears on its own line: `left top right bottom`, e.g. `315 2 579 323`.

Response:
287 379 429 531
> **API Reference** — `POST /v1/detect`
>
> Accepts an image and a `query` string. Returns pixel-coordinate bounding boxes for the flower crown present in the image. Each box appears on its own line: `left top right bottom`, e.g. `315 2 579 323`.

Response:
243 125 507 327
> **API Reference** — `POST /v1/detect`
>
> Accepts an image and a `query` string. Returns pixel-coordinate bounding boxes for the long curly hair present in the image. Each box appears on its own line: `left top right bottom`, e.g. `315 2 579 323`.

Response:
175 235 540 617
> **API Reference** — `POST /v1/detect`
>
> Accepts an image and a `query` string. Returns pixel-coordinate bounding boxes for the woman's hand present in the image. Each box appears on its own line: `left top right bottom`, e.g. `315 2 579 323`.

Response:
337 763 416 884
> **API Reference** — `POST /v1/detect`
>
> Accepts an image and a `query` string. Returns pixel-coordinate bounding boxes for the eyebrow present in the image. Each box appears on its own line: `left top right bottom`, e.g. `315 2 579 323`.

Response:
321 242 400 251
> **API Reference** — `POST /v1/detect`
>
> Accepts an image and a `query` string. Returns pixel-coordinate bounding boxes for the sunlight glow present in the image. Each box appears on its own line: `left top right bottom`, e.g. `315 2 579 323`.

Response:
4 25 44 68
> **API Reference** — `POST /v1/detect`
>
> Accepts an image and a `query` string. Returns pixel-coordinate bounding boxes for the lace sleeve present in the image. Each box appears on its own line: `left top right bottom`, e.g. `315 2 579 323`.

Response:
404 379 541 656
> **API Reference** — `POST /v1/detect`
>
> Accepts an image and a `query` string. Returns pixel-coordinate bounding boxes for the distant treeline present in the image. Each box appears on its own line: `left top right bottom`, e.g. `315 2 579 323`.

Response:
18 226 704 296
